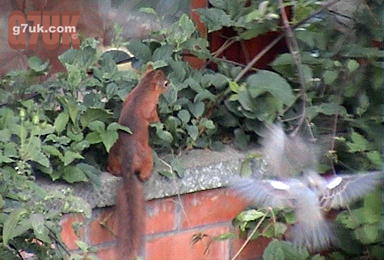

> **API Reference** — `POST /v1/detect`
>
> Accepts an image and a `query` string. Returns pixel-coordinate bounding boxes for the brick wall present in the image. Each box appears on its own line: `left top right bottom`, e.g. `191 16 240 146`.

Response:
60 188 271 260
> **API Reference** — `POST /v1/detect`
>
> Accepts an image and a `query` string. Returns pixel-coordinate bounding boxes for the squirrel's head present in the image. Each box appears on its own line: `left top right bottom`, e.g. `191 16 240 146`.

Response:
144 65 169 93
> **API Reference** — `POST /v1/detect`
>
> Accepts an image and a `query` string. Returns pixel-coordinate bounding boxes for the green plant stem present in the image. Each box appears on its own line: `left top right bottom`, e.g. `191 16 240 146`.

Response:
231 211 267 260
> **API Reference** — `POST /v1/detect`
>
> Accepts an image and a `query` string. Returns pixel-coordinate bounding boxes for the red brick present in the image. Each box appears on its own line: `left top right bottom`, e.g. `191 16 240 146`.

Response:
186 0 208 69
190 0 208 38
60 214 85 250
147 225 230 260
89 208 118 245
231 236 271 260
96 245 118 260
146 198 176 234
181 188 248 228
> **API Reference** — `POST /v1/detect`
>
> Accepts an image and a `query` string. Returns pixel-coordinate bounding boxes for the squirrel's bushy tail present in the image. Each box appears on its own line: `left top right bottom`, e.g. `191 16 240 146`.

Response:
116 161 145 260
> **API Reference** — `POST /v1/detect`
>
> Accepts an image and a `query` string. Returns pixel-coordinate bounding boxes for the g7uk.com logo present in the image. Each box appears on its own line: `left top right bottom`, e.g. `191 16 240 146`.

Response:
8 11 80 50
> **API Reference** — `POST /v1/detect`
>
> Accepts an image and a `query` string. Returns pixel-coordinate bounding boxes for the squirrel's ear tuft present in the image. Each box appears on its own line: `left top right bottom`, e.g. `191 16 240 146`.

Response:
146 64 154 72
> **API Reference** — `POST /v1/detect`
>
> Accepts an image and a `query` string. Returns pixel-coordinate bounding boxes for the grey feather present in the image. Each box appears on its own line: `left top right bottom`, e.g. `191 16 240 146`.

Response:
230 124 383 252
290 218 335 251
230 176 293 208
261 124 317 177
320 171 384 209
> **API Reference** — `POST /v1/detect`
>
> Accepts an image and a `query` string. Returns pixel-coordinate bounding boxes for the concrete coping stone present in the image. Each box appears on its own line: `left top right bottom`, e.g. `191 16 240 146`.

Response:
38 145 261 209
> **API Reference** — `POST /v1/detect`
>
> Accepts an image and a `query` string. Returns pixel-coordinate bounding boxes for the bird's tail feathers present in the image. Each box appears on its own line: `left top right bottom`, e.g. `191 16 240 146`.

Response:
290 218 336 252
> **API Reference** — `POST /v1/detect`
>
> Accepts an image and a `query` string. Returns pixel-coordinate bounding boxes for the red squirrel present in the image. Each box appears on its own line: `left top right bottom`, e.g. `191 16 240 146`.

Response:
107 66 168 259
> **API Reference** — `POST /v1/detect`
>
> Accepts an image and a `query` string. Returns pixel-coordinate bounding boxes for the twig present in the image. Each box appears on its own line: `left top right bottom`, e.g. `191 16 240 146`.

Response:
214 57 258 72
231 211 267 260
211 37 237 58
278 0 307 136
240 40 250 64
157 157 190 225
44 224 71 256
234 0 341 83
9 243 25 260
207 0 341 113
234 35 283 83
99 212 117 237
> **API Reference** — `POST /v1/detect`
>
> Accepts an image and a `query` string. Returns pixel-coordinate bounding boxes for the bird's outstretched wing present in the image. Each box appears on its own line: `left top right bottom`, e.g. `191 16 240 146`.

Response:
229 176 293 208
320 171 383 209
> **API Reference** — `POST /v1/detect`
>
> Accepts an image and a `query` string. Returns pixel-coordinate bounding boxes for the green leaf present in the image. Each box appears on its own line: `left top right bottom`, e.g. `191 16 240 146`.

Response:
188 102 205 118
42 145 63 160
212 232 236 241
186 125 199 140
88 121 106 133
101 130 118 152
309 103 347 117
152 45 174 61
80 108 113 128
62 166 88 183
27 141 50 168
139 7 157 15
107 122 132 134
229 81 240 93
203 73 228 89
200 118 215 130
85 132 102 144
236 209 265 222
234 128 250 150
156 129 173 144
106 82 118 99
63 195 92 217
323 70 338 85
30 213 49 242
247 70 295 106
356 93 369 116
128 39 152 62
158 170 174 178
347 59 359 72
71 140 90 152
63 151 84 166
346 131 370 152
0 195 4 209
167 14 196 45
366 151 382 167
77 163 101 187
284 211 296 224
27 56 48 72
152 60 168 69
3 208 27 246
66 64 83 88
196 8 232 32
54 112 69 133
66 99 80 124
272 222 287 237
311 254 326 260
194 89 216 102
263 240 309 260
263 240 285 260
337 210 362 229
238 90 256 111
209 0 226 9
178 110 191 124
354 224 380 244
75 240 89 252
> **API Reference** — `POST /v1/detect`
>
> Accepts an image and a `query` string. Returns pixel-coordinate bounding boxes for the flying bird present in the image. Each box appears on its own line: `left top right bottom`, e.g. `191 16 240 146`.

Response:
230 124 383 251
231 171 383 251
